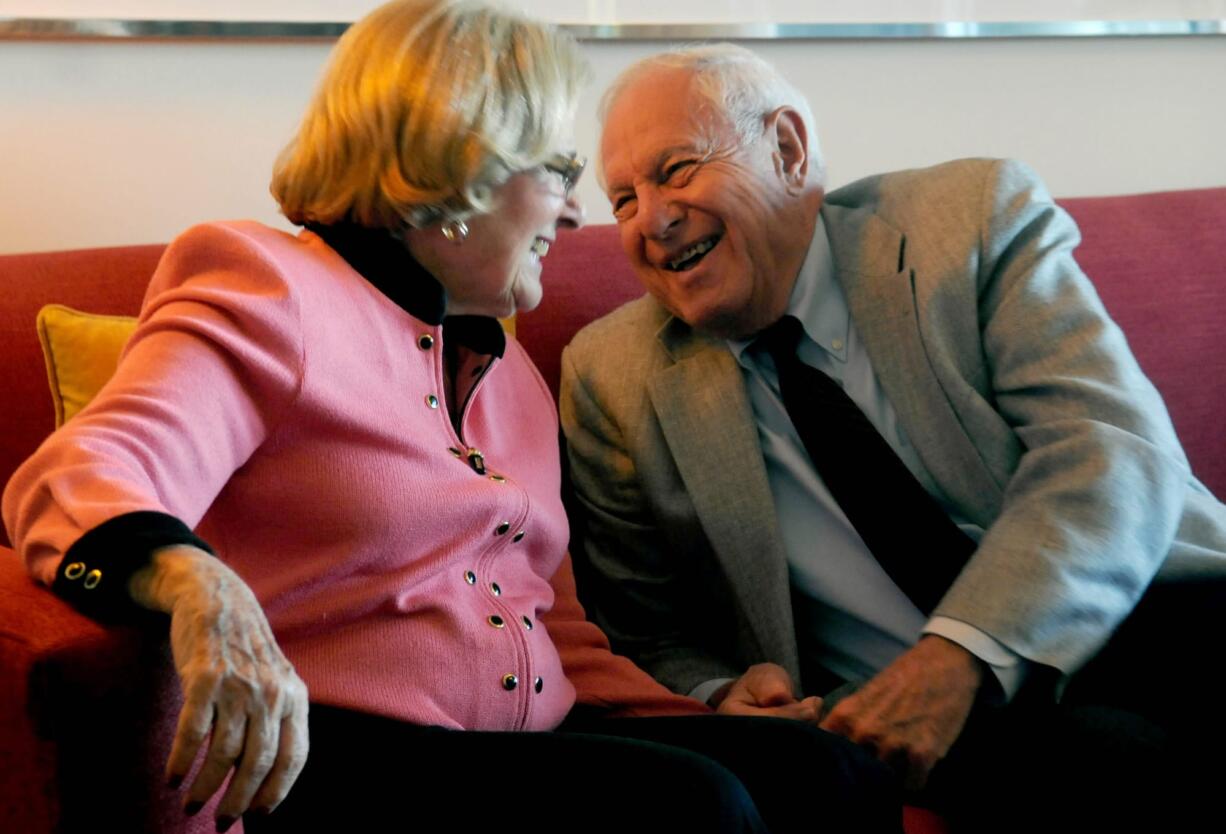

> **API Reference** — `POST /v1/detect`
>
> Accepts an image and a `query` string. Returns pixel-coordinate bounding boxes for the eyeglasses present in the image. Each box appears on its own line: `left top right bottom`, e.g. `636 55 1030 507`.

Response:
542 151 586 196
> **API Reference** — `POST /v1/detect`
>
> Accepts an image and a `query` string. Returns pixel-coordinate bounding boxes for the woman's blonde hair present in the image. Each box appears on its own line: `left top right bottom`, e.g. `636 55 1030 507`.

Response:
272 0 588 230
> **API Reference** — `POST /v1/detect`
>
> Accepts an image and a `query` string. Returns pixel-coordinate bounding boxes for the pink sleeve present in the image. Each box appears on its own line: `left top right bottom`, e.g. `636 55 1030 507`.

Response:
544 554 710 718
2 222 305 584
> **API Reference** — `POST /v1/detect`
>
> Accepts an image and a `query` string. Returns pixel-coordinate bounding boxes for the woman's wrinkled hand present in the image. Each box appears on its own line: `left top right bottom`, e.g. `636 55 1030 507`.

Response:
131 545 310 828
712 662 823 721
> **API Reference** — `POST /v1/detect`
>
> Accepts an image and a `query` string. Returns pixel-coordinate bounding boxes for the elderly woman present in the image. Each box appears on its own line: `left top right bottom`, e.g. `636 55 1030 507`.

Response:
3 1 899 832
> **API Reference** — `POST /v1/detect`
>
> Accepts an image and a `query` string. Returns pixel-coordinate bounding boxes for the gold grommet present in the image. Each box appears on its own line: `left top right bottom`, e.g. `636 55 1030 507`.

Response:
495 522 511 536
502 674 519 691
64 562 86 580
522 615 534 631
464 571 477 585
83 569 102 590
425 394 439 409
467 449 486 475
512 530 525 543
418 334 435 350
490 582 501 596
488 615 505 628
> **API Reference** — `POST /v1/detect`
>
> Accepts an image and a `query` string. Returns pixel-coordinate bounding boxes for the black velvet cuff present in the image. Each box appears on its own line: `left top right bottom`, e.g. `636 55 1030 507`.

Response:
53 511 215 624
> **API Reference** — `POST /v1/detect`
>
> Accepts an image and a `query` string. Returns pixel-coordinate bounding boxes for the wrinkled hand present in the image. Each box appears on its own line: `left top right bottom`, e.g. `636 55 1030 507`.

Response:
712 662 822 721
819 635 983 792
131 545 309 827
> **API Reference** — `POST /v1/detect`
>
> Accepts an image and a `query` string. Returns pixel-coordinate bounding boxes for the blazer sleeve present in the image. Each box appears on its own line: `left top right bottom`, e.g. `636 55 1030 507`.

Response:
932 159 1190 676
3 222 305 585
560 342 745 696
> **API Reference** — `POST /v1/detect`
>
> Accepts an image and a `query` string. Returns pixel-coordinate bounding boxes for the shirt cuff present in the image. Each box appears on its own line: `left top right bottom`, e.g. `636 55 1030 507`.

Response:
53 510 215 623
688 677 736 707
923 617 1029 702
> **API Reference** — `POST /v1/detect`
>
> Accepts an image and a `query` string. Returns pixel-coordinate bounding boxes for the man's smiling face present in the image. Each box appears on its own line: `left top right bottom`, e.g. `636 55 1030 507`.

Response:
600 66 817 339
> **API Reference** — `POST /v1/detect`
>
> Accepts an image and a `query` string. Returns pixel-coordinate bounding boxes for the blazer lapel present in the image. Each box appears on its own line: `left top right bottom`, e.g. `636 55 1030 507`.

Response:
647 320 800 675
826 203 1003 526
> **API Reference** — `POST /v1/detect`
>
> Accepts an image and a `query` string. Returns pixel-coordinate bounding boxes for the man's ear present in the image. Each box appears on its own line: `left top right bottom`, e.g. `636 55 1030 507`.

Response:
765 106 809 190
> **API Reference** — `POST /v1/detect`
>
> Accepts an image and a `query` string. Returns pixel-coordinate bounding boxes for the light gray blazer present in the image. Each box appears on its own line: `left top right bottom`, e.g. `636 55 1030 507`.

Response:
560 158 1226 696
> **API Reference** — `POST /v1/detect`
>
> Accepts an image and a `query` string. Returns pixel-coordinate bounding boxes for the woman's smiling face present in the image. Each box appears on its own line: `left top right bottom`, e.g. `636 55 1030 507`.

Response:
408 158 585 319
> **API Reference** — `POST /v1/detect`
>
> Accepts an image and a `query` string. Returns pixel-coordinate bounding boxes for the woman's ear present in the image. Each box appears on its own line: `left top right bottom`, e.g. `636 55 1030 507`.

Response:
765 106 809 192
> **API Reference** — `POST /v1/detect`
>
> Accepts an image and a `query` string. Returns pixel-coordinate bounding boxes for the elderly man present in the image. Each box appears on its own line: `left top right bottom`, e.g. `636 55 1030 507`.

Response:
560 44 1226 829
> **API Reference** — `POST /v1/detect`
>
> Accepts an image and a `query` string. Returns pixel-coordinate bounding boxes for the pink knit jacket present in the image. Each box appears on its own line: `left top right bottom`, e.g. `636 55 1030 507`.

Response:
4 221 702 729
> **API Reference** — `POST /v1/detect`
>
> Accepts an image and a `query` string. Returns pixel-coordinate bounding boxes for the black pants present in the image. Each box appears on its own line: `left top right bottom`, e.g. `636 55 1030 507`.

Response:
923 576 1226 833
245 708 903 834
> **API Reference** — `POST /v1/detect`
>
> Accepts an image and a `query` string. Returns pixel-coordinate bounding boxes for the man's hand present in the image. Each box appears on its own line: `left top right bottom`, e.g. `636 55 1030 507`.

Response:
819 635 984 792
712 662 822 720
131 545 310 829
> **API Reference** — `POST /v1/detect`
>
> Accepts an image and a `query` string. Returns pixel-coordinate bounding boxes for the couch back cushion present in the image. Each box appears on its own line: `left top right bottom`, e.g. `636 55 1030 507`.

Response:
1061 187 1226 498
518 225 645 402
0 245 164 546
1 187 1223 549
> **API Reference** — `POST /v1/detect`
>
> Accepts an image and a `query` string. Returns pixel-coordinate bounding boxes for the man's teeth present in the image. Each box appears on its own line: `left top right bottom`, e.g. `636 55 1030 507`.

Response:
531 238 550 257
668 238 716 270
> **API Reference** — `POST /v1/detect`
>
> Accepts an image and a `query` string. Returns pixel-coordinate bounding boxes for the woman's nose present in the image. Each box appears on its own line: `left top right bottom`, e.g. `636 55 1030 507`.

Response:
558 191 585 230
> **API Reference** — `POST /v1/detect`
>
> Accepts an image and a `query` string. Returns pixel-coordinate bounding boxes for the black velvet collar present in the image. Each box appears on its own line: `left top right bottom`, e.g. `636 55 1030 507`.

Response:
308 222 505 358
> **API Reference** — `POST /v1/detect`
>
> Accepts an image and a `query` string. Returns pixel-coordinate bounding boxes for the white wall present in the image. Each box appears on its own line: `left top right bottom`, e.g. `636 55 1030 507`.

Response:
1 34 1224 253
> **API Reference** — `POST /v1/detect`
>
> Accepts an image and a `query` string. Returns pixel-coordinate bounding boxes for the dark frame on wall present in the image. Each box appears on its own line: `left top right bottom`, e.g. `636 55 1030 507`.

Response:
2 5 1224 41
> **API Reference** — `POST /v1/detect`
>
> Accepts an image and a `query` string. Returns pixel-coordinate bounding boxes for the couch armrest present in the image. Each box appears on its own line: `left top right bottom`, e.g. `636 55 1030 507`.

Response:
0 548 227 833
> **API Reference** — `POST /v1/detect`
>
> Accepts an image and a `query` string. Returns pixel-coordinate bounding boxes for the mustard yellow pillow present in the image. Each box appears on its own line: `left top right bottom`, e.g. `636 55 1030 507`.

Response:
36 304 137 428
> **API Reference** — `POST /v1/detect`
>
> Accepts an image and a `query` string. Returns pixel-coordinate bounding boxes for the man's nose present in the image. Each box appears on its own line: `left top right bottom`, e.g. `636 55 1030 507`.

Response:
638 188 681 240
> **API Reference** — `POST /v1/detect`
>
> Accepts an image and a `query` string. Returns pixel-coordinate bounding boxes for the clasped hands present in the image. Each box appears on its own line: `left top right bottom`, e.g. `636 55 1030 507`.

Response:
131 545 310 829
712 636 985 792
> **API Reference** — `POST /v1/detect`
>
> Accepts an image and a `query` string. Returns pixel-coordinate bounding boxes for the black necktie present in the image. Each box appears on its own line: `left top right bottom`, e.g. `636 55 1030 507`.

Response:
757 316 975 614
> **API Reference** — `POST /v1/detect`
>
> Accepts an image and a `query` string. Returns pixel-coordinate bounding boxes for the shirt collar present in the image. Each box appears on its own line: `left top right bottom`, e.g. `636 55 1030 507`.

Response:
728 215 848 365
307 222 505 358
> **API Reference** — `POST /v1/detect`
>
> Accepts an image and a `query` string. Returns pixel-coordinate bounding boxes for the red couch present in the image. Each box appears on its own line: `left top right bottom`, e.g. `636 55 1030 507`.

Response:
3 187 1225 833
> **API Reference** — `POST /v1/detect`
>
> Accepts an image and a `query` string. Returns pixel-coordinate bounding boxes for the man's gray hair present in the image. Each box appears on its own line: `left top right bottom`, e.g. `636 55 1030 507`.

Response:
599 43 824 185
